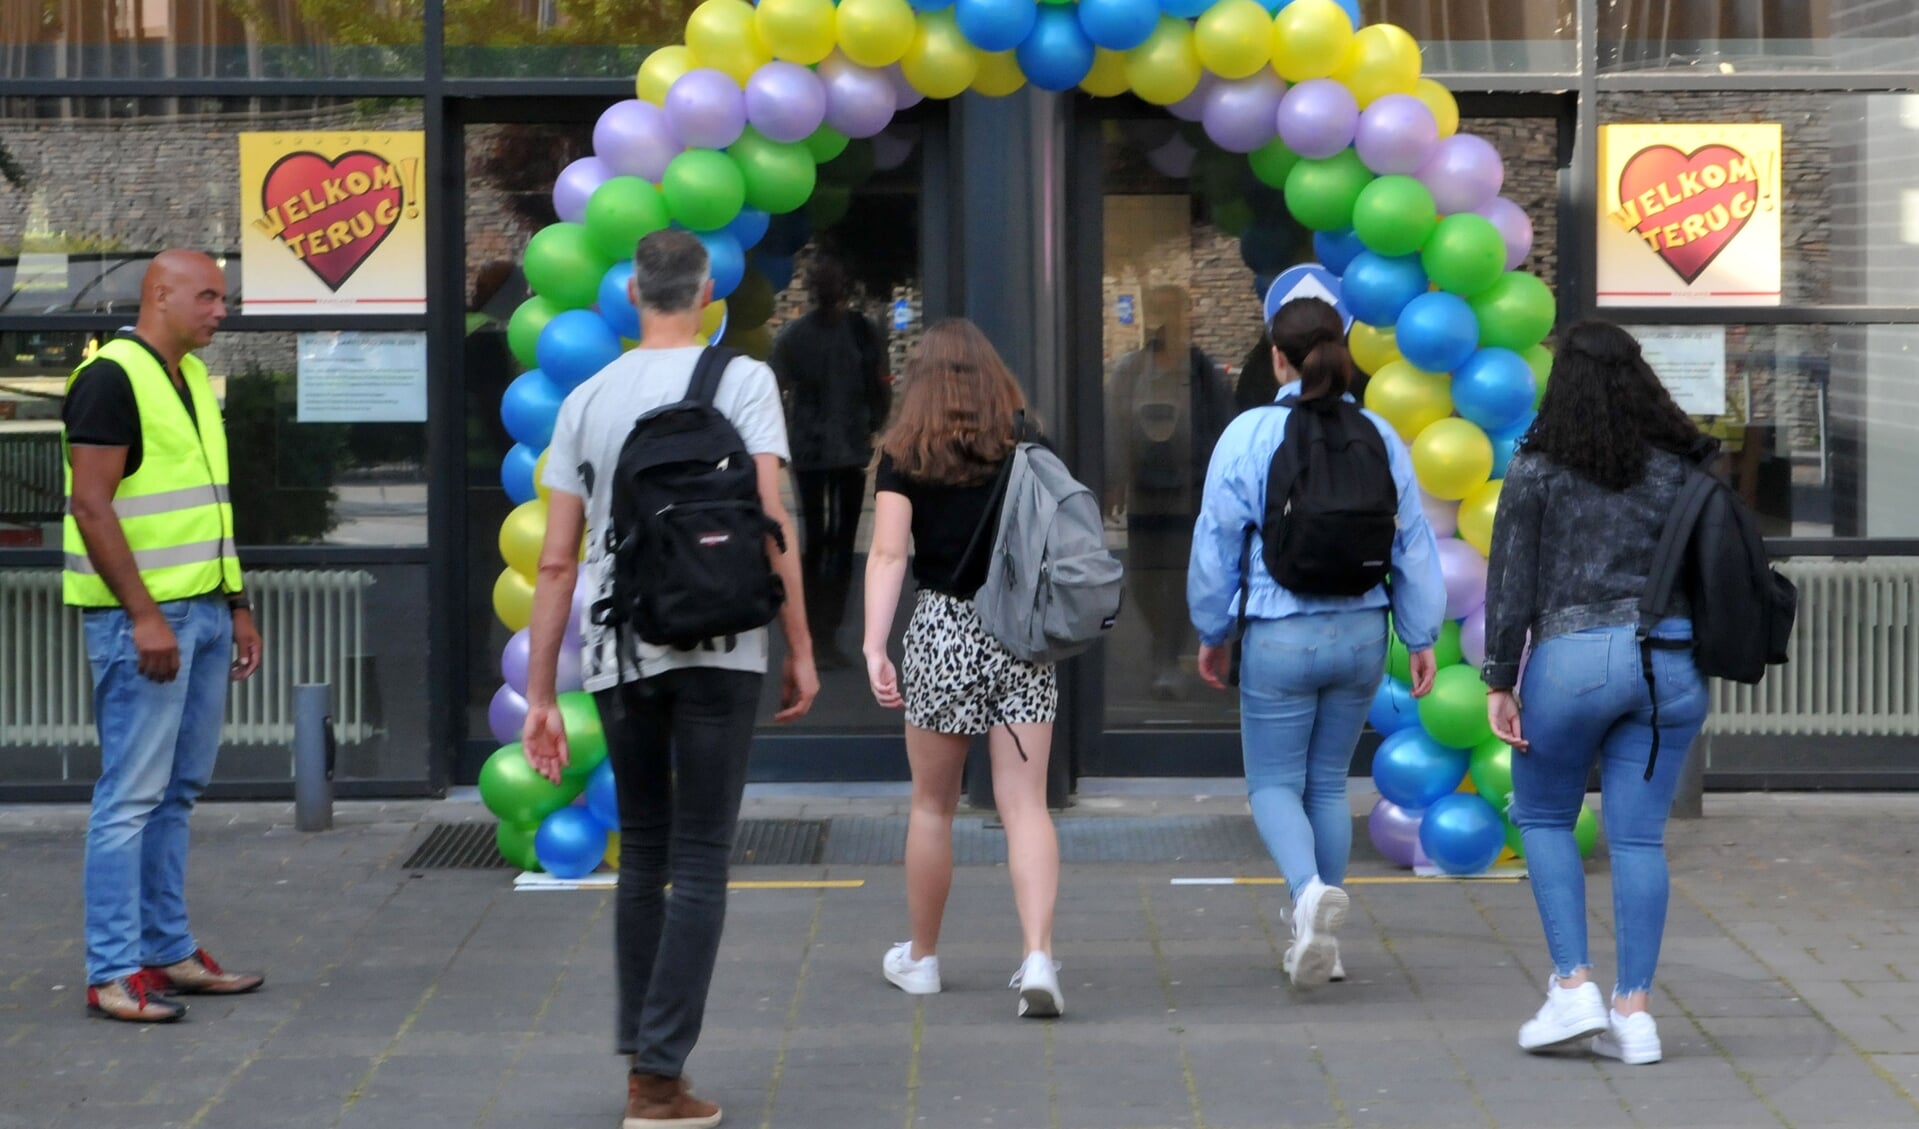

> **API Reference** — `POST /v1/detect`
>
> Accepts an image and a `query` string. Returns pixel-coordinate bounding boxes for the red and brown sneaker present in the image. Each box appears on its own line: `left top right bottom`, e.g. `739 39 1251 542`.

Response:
623 1070 721 1129
144 948 265 995
86 971 187 1023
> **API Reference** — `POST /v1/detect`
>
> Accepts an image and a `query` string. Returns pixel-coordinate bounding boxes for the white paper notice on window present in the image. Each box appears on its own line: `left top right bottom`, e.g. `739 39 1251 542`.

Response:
296 331 427 422
1626 325 1728 417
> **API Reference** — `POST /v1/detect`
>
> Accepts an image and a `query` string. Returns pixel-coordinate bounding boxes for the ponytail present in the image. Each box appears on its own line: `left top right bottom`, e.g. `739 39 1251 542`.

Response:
1268 297 1352 403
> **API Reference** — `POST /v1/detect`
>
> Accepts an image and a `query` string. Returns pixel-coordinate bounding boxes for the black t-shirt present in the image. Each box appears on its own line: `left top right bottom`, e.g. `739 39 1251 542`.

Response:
61 335 199 478
875 450 1008 598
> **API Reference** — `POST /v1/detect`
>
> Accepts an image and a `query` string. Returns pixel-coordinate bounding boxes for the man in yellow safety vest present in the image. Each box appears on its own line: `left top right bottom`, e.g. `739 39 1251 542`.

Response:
62 249 267 1023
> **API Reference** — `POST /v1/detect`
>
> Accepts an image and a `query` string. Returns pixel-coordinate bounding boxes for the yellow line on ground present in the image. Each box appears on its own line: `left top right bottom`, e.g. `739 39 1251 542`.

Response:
729 879 864 889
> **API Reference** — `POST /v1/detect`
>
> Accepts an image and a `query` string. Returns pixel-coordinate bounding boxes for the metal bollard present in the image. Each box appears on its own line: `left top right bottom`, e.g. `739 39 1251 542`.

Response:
293 684 335 832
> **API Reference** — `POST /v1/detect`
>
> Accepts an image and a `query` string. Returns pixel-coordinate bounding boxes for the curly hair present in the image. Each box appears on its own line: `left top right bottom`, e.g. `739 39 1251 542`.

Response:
1522 321 1704 492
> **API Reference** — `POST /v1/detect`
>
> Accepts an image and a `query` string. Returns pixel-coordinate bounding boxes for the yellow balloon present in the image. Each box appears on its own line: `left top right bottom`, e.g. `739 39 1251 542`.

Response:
499 499 550 579
1195 0 1273 81
836 0 916 69
533 449 552 503
1270 0 1354 83
1081 47 1130 97
603 831 622 870
1458 478 1503 557
1365 360 1454 443
636 45 694 105
1458 774 1478 795
1412 417 1494 501
686 0 770 84
700 298 729 338
1349 321 1402 375
971 49 1026 97
754 0 837 65
1333 23 1422 107
901 10 979 100
493 567 535 632
1414 77 1460 139
1126 17 1203 107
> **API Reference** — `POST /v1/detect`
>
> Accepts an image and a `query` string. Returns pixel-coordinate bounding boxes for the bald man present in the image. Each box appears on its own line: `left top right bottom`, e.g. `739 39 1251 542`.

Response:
63 250 265 1023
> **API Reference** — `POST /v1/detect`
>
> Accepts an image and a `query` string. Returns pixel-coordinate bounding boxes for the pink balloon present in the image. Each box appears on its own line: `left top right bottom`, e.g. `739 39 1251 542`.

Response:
1437 538 1488 621
1421 491 1460 537
1460 606 1487 668
594 100 682 182
1475 196 1535 272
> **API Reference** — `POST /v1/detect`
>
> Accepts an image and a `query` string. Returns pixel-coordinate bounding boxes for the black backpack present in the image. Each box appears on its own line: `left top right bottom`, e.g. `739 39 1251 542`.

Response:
593 346 786 650
1255 395 1399 597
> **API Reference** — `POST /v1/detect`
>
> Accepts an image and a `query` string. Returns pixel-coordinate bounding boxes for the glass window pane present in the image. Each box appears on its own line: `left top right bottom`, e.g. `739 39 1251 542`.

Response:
1369 0 1577 74
0 1 425 79
1600 0 1919 73
446 0 699 78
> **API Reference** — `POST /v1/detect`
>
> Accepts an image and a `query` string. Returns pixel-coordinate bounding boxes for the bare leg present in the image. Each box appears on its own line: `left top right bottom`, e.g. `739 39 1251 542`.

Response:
989 723 1058 956
904 726 968 958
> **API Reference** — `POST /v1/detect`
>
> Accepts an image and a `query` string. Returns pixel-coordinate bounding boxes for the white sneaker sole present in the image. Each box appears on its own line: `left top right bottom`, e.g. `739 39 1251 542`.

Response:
623 1111 721 1129
883 966 941 995
1289 887 1348 990
1018 985 1062 1018
1519 1015 1611 1053
1592 1034 1661 1065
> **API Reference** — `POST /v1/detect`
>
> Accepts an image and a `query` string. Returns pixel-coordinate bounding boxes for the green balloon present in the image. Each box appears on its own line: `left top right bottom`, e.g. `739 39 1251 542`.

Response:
1523 343 1553 408
1351 175 1437 258
1469 271 1557 352
730 128 818 215
478 743 584 825
584 176 670 262
805 125 849 165
523 223 607 311
819 138 875 187
507 295 564 369
1467 735 1514 814
1575 803 1599 859
806 182 853 229
662 149 747 234
1248 137 1302 191
1387 619 1463 683
555 691 607 780
1422 213 1508 298
1284 149 1374 233
1416 663 1494 749
496 821 542 871
1211 197 1254 238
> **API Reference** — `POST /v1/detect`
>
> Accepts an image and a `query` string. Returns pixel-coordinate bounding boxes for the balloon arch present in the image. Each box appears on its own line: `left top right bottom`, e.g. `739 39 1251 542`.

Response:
476 0 1589 879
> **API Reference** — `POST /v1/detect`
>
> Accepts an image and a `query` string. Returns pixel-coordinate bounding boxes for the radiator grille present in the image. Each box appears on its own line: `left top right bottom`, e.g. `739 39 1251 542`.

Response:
0 568 374 748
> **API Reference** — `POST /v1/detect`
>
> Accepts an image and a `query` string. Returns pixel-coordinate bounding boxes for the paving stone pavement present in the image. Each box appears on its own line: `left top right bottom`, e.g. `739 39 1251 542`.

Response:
2 787 1917 1129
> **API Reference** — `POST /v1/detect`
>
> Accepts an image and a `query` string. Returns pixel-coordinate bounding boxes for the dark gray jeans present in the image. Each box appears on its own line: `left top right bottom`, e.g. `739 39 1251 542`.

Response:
596 668 761 1076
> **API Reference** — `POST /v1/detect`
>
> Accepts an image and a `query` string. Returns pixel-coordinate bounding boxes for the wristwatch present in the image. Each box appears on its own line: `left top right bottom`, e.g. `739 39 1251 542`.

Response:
228 594 252 612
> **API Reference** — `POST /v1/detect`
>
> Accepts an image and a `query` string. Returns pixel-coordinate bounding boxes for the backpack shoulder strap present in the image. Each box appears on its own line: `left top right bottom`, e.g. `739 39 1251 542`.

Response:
1639 468 1717 636
948 445 1020 591
686 344 743 407
1266 397 1313 505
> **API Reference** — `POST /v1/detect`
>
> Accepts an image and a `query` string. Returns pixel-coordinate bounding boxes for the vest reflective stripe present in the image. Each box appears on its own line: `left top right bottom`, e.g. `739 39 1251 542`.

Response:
64 539 229 576
64 483 230 519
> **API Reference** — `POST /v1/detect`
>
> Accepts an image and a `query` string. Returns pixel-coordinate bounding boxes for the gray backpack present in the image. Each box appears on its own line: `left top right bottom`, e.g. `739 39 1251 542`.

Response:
963 439 1125 664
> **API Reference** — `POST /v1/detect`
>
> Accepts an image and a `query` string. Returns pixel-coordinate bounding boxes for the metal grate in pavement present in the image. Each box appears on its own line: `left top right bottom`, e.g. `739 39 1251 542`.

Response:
403 823 513 869
730 818 826 865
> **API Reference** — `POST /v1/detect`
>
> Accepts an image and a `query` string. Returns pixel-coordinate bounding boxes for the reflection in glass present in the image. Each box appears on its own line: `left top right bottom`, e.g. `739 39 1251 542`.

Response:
1600 0 1919 72
446 0 700 78
0 0 425 79
1371 0 1578 73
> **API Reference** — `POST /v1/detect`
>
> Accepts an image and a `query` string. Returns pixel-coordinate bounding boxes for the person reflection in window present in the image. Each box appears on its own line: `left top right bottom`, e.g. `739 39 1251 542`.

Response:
1104 286 1235 699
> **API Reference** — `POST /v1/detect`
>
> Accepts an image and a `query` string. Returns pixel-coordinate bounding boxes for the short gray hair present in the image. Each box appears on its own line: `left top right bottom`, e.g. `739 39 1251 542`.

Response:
633 230 709 314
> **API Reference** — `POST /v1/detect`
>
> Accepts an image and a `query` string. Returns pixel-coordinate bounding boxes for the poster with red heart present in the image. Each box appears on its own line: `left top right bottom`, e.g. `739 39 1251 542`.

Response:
1597 123 1782 308
239 131 427 314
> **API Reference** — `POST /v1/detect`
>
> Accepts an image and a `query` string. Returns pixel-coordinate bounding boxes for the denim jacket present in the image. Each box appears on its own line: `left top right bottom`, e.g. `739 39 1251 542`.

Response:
1186 384 1447 652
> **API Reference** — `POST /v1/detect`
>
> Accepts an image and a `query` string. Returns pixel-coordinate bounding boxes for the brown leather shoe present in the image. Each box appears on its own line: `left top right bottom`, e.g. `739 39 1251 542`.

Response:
144 948 265 995
623 1070 720 1128
87 972 187 1023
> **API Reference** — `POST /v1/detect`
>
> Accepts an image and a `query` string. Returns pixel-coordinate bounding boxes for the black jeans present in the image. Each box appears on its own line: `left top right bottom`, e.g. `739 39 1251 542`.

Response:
596 668 762 1076
795 467 866 652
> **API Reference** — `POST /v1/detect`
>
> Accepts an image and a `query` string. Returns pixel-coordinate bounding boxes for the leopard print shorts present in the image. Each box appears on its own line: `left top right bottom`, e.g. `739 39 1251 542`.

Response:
900 590 1058 735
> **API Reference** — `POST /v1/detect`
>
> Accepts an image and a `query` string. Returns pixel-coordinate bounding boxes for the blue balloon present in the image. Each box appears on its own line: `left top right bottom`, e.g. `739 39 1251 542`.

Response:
1342 252 1428 328
1160 0 1212 17
1369 678 1421 736
955 0 1039 52
584 759 620 831
908 0 953 9
1371 728 1469 811
1451 347 1537 434
696 230 745 300
1017 5 1095 92
1396 292 1480 375
754 253 796 294
760 211 812 256
501 369 565 450
501 442 539 504
1488 410 1535 478
535 806 609 880
724 206 770 251
1418 793 1505 875
597 261 640 340
1078 0 1158 51
1314 228 1367 276
537 308 623 390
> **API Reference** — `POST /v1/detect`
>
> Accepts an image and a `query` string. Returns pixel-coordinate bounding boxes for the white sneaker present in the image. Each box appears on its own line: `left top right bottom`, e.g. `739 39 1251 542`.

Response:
882 942 941 995
1282 935 1346 982
1286 878 1348 990
1593 1009 1662 1065
1518 977 1609 1052
1009 951 1063 1019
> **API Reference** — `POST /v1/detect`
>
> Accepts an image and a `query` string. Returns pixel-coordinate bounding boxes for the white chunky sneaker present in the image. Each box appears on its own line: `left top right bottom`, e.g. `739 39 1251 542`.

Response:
882 942 942 995
1287 878 1348 990
1593 1009 1662 1065
1518 977 1609 1052
1009 951 1063 1019
1282 936 1346 982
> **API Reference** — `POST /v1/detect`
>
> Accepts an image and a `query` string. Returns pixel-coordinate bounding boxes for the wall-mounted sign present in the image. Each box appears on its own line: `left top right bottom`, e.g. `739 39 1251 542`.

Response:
1624 325 1728 417
1597 123 1783 308
296 331 427 422
240 132 427 314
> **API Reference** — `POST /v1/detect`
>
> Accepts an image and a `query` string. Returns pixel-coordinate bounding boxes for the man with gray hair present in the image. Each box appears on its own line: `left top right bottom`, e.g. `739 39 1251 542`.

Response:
521 229 817 1128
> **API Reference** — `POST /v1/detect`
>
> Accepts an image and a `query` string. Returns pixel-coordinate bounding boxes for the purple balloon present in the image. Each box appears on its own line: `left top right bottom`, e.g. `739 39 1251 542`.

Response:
553 157 611 225
1168 73 1218 123
1412 838 1433 870
501 627 583 696
1201 72 1287 154
489 683 529 746
1418 133 1505 216
1276 79 1360 161
1369 798 1424 869
1476 196 1535 271
594 100 682 182
819 54 897 140
1422 492 1460 537
1147 134 1197 179
746 61 828 144
872 129 917 171
1438 538 1489 620
665 67 747 150
1355 93 1440 176
1460 605 1487 668
885 63 925 111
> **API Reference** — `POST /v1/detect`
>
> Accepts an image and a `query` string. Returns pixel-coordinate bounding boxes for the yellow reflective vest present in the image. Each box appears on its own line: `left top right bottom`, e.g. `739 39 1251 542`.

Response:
62 338 244 608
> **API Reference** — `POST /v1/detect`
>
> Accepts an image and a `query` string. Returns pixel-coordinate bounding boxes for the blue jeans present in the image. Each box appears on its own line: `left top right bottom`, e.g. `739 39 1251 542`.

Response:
1239 609 1388 900
1510 620 1708 996
83 596 231 985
